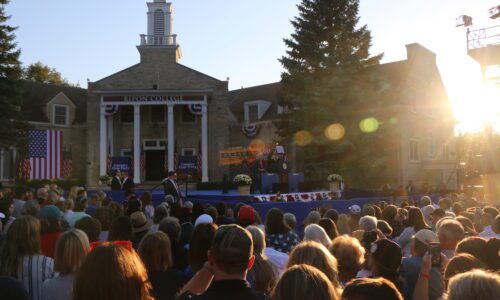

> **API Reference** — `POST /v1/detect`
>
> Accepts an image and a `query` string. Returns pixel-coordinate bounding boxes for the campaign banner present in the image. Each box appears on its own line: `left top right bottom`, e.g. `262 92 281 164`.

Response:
112 157 131 172
178 156 198 173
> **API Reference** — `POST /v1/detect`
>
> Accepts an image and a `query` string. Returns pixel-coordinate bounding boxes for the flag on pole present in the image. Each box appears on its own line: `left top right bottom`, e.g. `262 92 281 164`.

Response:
140 147 145 181
62 148 73 178
18 153 31 180
27 130 63 180
197 141 202 178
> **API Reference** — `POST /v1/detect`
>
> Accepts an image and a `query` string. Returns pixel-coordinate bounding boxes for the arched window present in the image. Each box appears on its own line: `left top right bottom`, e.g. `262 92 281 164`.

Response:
154 9 165 36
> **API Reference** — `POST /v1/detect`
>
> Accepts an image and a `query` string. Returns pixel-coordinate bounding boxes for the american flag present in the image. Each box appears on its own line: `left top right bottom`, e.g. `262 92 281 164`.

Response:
62 149 73 178
28 130 63 180
18 156 31 180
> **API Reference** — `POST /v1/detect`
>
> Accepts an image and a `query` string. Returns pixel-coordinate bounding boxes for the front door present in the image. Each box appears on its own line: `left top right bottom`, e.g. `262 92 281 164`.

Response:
146 150 165 181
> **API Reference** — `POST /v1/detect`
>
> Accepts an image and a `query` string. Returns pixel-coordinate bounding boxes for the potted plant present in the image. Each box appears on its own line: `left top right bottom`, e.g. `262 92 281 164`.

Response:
327 174 344 193
233 174 252 195
98 175 111 186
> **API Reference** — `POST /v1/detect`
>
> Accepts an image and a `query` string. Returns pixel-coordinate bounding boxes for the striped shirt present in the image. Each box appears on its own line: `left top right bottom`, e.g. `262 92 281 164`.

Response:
16 255 55 300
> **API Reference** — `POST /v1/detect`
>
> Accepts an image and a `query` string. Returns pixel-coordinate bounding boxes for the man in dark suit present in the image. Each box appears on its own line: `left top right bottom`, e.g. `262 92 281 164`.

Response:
122 171 135 192
111 169 122 191
162 171 182 205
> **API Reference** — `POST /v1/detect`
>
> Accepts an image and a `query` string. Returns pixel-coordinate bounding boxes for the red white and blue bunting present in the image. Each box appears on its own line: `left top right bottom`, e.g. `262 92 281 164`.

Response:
188 104 203 115
254 191 341 202
105 105 119 117
242 123 260 137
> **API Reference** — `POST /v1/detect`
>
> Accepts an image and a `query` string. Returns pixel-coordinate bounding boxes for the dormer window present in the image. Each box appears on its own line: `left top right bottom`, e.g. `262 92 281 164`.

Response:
53 105 69 126
244 100 271 123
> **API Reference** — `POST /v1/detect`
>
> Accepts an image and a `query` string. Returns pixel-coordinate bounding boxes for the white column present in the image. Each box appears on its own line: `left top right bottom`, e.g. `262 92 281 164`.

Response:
133 105 141 184
99 103 107 176
201 101 209 182
167 104 174 171
107 115 114 156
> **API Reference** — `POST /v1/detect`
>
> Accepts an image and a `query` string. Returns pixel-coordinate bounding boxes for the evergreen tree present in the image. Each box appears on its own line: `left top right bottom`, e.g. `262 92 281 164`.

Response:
277 0 385 186
0 0 29 148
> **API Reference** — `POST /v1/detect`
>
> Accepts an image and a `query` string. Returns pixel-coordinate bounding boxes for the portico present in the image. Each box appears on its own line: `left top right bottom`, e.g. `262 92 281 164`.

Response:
97 92 209 183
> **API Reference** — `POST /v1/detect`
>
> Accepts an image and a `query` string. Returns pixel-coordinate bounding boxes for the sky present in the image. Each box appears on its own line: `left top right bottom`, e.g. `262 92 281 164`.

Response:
5 0 500 130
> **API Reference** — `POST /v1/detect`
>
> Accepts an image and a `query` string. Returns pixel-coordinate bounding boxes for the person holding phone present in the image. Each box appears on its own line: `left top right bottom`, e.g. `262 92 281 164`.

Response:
400 229 445 300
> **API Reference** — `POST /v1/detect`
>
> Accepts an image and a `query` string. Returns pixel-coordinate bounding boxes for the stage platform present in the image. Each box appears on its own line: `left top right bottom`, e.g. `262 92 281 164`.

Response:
97 189 395 226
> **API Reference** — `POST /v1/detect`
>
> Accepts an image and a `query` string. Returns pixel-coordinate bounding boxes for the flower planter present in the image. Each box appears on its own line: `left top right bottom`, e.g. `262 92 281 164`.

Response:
238 185 251 195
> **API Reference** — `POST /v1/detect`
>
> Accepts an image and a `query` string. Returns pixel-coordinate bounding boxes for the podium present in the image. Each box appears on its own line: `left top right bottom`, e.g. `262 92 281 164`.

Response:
261 173 279 194
288 173 304 193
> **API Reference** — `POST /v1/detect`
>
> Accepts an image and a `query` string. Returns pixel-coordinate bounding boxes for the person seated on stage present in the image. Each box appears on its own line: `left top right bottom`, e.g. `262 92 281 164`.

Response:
121 171 135 192
111 169 122 191
162 171 183 205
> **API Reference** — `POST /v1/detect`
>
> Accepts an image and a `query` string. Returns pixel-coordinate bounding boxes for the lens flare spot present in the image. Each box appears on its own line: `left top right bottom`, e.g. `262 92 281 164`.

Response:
294 130 313 146
389 117 398 125
249 139 266 152
324 123 345 140
360 117 379 133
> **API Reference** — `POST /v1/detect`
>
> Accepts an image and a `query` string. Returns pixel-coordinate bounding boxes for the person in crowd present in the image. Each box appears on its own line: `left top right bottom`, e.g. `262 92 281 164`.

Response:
75 216 102 243
0 276 31 300
272 264 339 300
215 202 233 225
396 207 430 257
187 223 218 277
152 204 169 232
22 199 40 217
337 214 351 235
483 237 500 270
347 206 361 233
377 220 393 238
446 269 500 300
108 201 123 218
64 198 74 221
108 215 133 242
438 198 452 212
287 241 342 292
400 229 444 300
430 208 445 231
46 191 59 206
73 244 153 300
126 197 143 216
437 218 464 259
41 229 89 300
265 208 300 254
94 206 113 241
367 238 406 295
140 191 155 220
39 205 64 258
205 206 218 222
455 216 477 236
303 224 332 247
419 196 432 207
318 217 340 240
302 210 321 228
324 208 339 224
245 226 277 295
111 169 123 191
238 205 257 227
329 235 365 286
159 216 189 271
0 197 15 233
421 205 435 225
194 213 213 227
0 216 54 300
12 186 26 218
36 187 49 206
455 236 488 263
130 211 152 248
479 207 499 238
382 205 404 237
353 215 378 241
179 224 265 300
85 194 100 215
162 171 183 204
342 277 403 300
66 196 90 227
66 186 80 203
283 212 297 233
138 231 186 300
444 253 487 281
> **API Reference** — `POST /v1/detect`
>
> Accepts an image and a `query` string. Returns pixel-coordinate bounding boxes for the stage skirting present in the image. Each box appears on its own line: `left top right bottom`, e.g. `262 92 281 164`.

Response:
96 189 400 226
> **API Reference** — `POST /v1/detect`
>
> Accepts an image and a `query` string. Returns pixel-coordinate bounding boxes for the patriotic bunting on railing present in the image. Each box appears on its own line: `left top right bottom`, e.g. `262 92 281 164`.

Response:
188 104 203 115
105 105 119 117
253 191 335 202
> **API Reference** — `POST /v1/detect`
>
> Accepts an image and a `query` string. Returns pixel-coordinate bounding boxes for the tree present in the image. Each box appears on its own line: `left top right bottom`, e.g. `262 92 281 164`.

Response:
277 0 385 187
0 0 29 148
22 61 71 86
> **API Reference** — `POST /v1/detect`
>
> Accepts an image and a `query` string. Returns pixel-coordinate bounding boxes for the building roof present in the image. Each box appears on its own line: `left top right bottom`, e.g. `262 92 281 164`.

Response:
19 80 87 124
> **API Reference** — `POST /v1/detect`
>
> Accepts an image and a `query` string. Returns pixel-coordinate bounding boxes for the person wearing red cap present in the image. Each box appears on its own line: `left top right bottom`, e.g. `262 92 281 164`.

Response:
238 205 257 227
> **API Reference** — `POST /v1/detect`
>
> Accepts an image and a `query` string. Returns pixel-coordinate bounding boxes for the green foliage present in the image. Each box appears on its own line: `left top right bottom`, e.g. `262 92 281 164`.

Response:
0 0 29 148
277 0 389 188
22 61 71 86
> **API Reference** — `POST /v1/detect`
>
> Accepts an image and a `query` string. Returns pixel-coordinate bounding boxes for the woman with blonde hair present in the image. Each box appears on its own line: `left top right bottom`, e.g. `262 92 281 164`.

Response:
67 186 80 202
303 224 332 247
329 235 365 285
337 214 351 235
246 226 277 295
287 241 341 292
41 229 89 300
138 231 186 300
0 216 54 300
271 264 339 300
73 244 153 300
446 269 500 300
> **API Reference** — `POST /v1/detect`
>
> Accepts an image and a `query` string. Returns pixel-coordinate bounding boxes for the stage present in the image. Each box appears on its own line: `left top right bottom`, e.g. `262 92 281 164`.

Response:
98 189 396 226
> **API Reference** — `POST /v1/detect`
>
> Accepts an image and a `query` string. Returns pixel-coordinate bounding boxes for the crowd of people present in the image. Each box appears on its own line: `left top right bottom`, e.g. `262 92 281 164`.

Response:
0 183 499 300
